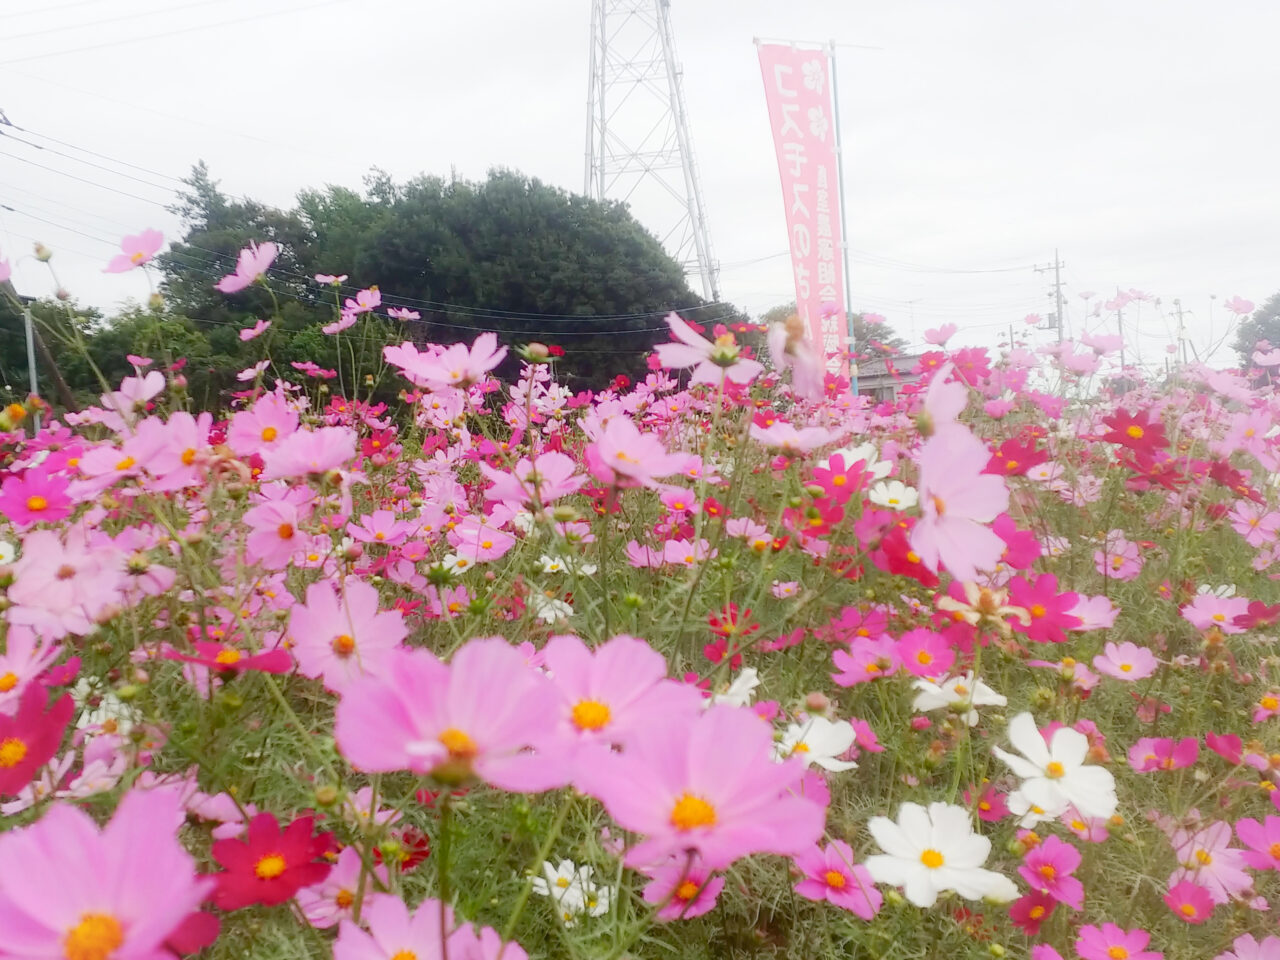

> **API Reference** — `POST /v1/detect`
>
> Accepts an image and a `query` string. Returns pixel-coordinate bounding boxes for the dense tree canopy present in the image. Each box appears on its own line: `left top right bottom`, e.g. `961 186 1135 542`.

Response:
2 164 749 411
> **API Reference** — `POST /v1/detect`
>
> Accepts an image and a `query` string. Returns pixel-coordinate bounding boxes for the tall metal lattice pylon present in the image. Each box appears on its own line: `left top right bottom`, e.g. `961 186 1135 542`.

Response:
584 0 720 301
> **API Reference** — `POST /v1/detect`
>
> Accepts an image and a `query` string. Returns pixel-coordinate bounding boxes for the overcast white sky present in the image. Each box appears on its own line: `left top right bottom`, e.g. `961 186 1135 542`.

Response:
0 0 1277 367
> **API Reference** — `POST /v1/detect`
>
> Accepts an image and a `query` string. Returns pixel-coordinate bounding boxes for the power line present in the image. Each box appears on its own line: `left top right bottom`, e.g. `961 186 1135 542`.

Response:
0 0 108 19
0 0 357 67
3 0 225 43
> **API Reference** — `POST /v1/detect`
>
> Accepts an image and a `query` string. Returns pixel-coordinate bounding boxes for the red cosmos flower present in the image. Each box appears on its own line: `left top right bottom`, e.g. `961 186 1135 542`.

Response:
211 813 335 910
0 684 74 796
1098 409 1168 452
993 514 1041 569
164 642 293 676
1006 573 1082 644
373 827 431 871
702 496 725 518
985 436 1048 477
1236 601 1280 630
784 498 844 538
548 344 565 357
1008 890 1056 935
707 603 760 642
875 522 940 588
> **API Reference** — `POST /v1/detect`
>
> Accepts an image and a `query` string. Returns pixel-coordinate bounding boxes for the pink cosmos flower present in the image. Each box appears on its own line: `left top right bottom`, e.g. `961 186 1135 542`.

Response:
347 510 409 546
0 626 61 716
577 703 824 869
832 634 899 686
793 840 882 919
215 240 279 293
480 451 585 508
344 287 381 314
323 310 359 335
103 228 164 272
1169 821 1253 904
260 425 357 480
6 527 126 639
1093 534 1143 581
923 323 957 345
640 855 725 921
1018 835 1083 909
748 421 838 456
1068 594 1120 630
1164 880 1213 924
1224 296 1255 316
447 516 517 564
297 846 387 929
243 499 309 570
1235 814 1280 872
654 312 764 386
1255 692 1280 723
315 273 348 285
1215 934 1280 960
910 425 1009 583
1180 594 1250 634
1061 808 1110 843
289 578 407 693
239 318 272 341
388 306 420 320
142 411 213 491
0 468 72 529
1092 641 1158 681
1006 573 1081 643
391 333 507 390
1128 737 1198 773
334 639 570 792
1075 923 1163 960
542 634 701 773
335 893 526 960
226 392 300 459
0 252 9 284
0 789 212 958
585 416 687 489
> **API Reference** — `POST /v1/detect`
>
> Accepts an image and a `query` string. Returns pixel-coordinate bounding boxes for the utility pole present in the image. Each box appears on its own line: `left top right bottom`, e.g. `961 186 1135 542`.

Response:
1173 299 1189 365
1034 250 1066 341
1116 287 1126 369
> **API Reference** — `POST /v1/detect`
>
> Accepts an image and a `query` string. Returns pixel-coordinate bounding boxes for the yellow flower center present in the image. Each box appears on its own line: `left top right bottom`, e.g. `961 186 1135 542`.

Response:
555 876 570 888
1108 948 1129 960
916 651 933 664
335 889 354 909
906 550 921 564
0 736 28 768
824 870 846 889
1269 842 1280 859
64 913 124 960
1178 903 1196 917
676 880 700 901
181 448 197 466
931 495 946 516
214 649 241 665
25 495 48 512
571 699 612 731
1126 425 1144 439
0 672 18 693
254 854 288 879
332 634 356 658
1038 864 1056 880
1045 761 1066 779
1120 663 1133 672
1261 696 1279 711
670 793 717 831
438 727 478 759
1030 603 1047 618
1194 849 1212 865
832 475 846 487
261 426 278 442
277 523 295 540
390 952 418 960
115 456 135 471
919 849 945 869
1029 905 1045 919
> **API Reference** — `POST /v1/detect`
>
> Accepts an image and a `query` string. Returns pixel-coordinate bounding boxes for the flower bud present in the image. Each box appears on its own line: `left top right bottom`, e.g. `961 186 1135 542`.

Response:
804 691 830 712
33 242 52 262
314 784 341 807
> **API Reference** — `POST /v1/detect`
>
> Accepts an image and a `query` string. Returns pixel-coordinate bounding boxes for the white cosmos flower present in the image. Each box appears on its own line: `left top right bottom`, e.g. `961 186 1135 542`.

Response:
531 859 611 927
865 801 1019 907
440 553 474 575
992 712 1117 819
71 679 137 738
911 672 1007 726
529 592 573 624
539 554 597 575
1006 789 1058 828
868 479 918 511
0 541 15 565
711 667 759 707
774 716 857 772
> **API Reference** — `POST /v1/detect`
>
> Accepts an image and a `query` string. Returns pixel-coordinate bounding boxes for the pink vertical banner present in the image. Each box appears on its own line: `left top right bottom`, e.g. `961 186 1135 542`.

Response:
756 42 848 378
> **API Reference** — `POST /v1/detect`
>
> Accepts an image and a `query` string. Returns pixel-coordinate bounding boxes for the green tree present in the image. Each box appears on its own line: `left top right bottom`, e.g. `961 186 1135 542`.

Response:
1232 291 1280 367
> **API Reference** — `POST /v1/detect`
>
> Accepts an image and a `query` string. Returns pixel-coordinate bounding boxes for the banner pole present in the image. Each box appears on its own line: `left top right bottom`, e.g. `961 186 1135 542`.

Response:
828 39 857 396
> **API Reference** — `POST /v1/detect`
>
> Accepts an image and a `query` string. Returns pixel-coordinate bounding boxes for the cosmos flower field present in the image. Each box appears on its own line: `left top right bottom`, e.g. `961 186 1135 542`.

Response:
0 237 1278 960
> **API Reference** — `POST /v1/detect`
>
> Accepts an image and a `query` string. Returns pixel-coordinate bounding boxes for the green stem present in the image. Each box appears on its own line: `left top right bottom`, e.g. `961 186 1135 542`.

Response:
498 791 575 953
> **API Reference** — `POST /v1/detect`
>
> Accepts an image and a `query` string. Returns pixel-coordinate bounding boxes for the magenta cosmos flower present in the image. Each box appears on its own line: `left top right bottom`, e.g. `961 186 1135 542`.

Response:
640 855 725 921
541 633 701 772
577 703 825 870
1092 641 1158 681
1236 813 1280 872
0 468 73 529
0 789 212 958
793 839 882 919
1075 923 1163 960
1163 880 1213 923
215 240 279 293
335 638 570 791
1128 737 1198 773
585 415 687 489
103 228 164 273
1017 834 1083 909
909 425 1008 583
289 578 407 693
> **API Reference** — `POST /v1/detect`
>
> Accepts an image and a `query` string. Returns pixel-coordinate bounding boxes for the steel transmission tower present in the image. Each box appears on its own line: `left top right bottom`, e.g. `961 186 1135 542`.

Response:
584 0 720 300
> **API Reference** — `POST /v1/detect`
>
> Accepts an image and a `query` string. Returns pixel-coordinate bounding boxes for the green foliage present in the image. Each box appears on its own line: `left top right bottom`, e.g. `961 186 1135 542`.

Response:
1232 291 1280 366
